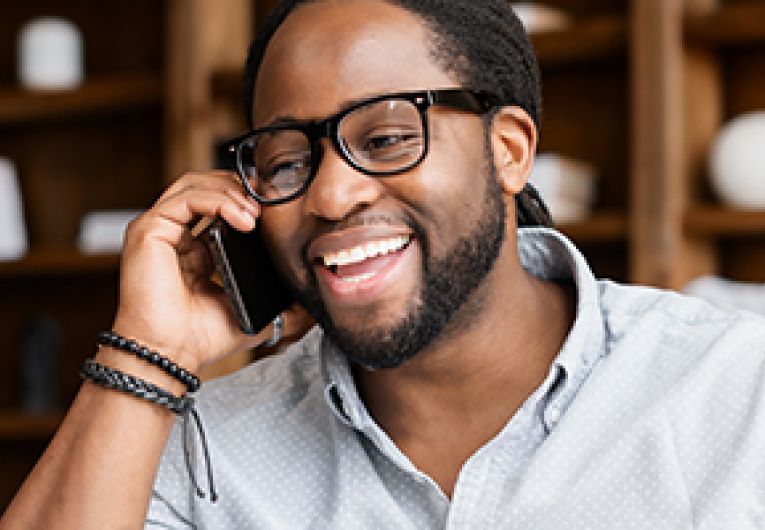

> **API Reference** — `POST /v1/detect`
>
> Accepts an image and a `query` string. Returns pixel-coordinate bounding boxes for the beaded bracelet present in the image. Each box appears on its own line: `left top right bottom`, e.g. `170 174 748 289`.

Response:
80 358 217 502
96 330 200 393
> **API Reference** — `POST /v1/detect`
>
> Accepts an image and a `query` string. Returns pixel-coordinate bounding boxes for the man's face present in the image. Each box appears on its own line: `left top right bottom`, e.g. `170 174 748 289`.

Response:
254 0 506 368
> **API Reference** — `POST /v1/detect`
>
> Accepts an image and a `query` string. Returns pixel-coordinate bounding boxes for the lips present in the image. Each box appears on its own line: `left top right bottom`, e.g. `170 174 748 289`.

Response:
307 226 416 303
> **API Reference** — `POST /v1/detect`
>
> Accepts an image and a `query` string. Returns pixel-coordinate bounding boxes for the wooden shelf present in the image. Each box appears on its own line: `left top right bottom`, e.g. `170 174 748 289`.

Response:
0 74 162 126
557 211 628 243
686 3 765 48
684 207 765 237
0 411 62 440
0 248 120 278
531 15 628 67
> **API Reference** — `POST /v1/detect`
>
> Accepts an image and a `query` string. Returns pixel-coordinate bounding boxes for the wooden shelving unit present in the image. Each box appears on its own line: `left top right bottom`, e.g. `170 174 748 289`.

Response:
532 15 628 67
0 0 169 510
523 3 631 279
0 412 62 440
685 3 765 47
685 208 765 238
0 248 120 278
679 1 765 287
0 74 161 125
558 212 628 243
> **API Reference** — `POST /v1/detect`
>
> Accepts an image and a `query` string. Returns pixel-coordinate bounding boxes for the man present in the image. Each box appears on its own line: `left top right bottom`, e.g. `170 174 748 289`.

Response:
3 1 765 528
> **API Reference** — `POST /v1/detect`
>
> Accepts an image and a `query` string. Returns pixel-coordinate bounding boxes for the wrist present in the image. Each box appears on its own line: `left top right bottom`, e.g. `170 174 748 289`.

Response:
110 319 202 374
94 346 189 397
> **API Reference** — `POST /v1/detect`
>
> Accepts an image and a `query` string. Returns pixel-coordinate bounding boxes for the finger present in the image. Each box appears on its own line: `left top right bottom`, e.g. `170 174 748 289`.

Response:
157 172 259 230
127 188 259 251
159 181 258 223
157 171 243 203
179 240 213 284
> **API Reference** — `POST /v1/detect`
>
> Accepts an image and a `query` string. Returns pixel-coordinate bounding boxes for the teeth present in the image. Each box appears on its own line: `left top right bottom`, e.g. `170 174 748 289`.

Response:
322 235 410 267
339 271 376 284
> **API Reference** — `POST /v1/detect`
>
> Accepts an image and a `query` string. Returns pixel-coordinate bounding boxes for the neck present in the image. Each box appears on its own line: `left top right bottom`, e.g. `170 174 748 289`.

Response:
353 230 576 495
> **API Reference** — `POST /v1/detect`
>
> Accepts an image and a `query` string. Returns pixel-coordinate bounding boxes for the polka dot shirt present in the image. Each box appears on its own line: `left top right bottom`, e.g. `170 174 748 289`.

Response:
146 227 765 529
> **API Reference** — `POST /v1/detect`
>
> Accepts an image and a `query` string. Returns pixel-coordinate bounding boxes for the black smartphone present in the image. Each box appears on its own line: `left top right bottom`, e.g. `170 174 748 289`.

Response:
202 218 294 335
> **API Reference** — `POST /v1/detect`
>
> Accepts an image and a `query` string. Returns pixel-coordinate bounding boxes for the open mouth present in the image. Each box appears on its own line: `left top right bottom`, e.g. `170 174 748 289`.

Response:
316 234 413 284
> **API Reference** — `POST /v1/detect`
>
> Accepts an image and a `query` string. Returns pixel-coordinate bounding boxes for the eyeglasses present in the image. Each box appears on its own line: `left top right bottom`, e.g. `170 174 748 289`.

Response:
223 88 497 205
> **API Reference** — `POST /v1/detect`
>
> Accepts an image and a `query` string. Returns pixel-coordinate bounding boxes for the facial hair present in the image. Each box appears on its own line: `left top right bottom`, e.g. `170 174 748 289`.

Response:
293 167 506 370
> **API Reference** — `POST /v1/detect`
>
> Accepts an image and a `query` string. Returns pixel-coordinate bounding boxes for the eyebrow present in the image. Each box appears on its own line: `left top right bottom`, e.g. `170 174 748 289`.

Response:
257 91 405 130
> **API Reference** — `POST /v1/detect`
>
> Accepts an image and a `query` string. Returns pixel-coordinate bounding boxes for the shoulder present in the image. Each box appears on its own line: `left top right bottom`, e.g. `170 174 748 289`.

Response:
595 279 765 425
598 279 765 357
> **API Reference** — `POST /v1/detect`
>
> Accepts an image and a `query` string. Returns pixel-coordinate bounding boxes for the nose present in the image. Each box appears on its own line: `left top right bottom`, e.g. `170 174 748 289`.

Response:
301 140 384 221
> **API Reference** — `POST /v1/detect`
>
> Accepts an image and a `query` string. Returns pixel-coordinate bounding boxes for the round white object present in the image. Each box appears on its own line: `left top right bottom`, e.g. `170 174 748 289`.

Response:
0 157 28 261
18 17 84 90
709 111 765 210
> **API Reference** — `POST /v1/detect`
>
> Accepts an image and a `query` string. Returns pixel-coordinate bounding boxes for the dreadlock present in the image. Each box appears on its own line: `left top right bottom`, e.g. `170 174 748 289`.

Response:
242 0 552 227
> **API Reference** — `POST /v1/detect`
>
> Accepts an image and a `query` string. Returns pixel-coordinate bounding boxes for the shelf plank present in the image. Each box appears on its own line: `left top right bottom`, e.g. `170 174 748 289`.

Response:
686 3 765 48
0 411 62 440
0 248 120 278
557 211 628 243
0 74 162 125
531 15 628 67
684 207 765 237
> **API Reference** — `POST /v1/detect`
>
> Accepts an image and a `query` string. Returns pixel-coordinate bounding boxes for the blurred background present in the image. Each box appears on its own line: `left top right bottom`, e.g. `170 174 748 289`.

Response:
0 0 764 510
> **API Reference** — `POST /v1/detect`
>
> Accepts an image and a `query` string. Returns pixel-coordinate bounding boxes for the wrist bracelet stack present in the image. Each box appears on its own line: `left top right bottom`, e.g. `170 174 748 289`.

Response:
95 330 201 392
81 331 217 502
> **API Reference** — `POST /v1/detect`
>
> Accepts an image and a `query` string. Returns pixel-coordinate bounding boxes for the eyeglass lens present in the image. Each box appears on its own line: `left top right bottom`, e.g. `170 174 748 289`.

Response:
238 97 425 202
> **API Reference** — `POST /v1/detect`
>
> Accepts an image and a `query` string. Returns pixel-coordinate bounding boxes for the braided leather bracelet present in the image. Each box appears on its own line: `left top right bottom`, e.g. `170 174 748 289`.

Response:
96 330 200 393
80 358 217 502
81 358 192 413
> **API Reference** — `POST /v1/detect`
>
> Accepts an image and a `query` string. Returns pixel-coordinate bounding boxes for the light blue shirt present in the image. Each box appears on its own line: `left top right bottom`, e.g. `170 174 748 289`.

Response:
147 227 765 529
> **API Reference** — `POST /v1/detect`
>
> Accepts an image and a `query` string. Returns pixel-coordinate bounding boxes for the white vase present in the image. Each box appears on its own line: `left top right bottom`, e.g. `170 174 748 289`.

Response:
18 17 84 90
0 157 29 261
709 111 765 210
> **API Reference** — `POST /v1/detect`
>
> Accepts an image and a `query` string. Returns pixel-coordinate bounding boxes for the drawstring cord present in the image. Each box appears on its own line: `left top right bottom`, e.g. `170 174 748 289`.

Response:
179 397 218 503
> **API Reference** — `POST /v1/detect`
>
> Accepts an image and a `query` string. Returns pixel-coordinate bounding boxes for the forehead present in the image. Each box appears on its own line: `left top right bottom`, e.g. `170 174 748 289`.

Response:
252 0 457 126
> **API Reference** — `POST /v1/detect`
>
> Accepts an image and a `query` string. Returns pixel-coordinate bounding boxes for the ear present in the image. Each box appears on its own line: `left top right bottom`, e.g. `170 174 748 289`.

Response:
488 107 538 196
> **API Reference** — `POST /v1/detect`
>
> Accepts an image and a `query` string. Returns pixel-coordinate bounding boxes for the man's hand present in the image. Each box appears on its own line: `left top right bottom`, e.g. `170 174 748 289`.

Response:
111 171 306 372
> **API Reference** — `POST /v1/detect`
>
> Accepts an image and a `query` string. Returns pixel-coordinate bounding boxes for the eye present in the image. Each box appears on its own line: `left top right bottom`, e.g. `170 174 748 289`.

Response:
361 129 422 159
260 153 311 186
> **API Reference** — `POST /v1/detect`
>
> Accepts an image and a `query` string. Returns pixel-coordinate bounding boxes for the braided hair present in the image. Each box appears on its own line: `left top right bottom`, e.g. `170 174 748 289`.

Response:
242 0 552 227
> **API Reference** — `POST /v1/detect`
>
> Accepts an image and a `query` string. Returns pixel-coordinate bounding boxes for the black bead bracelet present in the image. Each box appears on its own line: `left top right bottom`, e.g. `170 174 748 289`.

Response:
96 330 200 393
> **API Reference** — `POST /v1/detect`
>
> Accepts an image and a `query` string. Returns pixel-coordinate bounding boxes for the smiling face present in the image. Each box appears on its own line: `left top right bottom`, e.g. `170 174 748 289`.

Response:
253 0 508 368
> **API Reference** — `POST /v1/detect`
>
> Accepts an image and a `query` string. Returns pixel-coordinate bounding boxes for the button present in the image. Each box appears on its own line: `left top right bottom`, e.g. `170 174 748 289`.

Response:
547 404 562 425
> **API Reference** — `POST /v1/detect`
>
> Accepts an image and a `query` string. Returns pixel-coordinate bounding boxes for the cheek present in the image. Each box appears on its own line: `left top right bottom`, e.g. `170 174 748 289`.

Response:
259 208 308 284
396 125 489 250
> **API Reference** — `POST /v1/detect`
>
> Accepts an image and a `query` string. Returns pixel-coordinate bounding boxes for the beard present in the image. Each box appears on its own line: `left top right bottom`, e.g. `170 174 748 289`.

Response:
293 167 506 370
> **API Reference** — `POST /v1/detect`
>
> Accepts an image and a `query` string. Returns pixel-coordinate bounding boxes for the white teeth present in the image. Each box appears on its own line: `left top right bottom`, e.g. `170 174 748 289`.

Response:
322 235 410 267
339 271 376 284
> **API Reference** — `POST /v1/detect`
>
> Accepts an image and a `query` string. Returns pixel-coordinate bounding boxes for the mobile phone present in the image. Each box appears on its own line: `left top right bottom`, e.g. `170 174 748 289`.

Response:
202 218 294 335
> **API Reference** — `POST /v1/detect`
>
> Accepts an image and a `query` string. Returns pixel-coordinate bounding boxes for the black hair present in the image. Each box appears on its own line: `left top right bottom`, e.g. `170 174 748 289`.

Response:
242 0 552 227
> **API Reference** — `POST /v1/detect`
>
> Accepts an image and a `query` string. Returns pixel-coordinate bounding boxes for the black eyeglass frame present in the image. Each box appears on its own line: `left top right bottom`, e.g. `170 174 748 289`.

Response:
224 88 499 205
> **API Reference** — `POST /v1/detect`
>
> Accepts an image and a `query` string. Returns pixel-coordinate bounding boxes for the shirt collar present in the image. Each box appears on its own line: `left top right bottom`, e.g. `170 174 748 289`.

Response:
320 227 607 432
515 227 607 430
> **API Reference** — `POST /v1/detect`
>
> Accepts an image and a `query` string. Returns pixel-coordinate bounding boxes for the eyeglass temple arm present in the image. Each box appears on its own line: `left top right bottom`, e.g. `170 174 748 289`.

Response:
430 89 499 113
